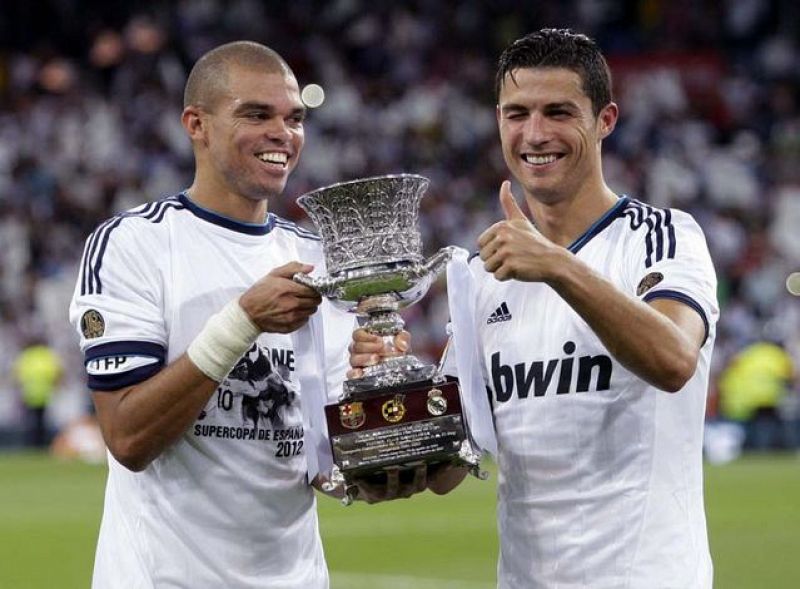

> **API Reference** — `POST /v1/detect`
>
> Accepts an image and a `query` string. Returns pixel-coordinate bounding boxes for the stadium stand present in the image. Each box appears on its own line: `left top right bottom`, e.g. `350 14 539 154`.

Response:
0 0 798 447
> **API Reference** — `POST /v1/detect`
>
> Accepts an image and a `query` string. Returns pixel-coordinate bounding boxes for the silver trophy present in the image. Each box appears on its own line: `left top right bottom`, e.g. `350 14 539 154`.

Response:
294 174 482 503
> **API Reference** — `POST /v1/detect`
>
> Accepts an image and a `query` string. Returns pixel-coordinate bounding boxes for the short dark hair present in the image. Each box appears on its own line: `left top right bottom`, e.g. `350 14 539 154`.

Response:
183 41 292 110
495 28 612 116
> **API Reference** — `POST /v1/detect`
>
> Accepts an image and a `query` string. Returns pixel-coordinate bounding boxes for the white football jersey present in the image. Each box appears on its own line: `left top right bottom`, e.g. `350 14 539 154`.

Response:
447 197 718 588
69 192 354 589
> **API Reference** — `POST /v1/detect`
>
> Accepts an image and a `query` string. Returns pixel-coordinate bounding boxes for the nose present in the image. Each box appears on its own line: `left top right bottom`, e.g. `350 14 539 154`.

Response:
523 112 551 146
265 117 292 143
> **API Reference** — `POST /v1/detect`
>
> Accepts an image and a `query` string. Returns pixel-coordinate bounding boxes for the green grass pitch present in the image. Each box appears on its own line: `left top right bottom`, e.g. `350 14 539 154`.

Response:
1 453 798 588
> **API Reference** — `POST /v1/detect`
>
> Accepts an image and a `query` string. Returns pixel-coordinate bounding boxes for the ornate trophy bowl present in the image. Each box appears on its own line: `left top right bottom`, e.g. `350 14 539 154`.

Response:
294 174 481 503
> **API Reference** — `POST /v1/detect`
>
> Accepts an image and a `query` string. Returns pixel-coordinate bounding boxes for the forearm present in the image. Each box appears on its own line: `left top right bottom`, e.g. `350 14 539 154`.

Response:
85 263 323 471
94 298 263 471
94 355 218 471
548 255 698 392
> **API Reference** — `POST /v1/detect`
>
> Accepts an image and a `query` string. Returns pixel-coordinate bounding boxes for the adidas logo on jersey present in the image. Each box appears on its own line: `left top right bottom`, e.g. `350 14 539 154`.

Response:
487 302 512 324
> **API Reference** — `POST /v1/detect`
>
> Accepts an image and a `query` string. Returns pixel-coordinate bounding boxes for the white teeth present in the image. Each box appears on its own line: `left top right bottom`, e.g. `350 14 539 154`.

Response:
523 154 558 165
257 152 288 165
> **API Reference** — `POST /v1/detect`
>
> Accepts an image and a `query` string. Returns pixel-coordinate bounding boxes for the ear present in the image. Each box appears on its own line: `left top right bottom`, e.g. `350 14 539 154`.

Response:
181 106 207 144
597 102 618 140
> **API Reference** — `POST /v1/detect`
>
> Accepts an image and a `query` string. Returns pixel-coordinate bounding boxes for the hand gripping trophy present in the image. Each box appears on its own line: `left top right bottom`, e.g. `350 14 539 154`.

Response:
294 174 485 504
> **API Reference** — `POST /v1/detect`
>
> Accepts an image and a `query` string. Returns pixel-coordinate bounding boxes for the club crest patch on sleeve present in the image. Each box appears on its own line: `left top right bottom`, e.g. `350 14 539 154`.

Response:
80 309 105 339
636 272 664 296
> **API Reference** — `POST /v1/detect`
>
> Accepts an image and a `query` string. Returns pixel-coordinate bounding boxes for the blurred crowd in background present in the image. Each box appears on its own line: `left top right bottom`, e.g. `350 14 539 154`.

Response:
0 0 798 457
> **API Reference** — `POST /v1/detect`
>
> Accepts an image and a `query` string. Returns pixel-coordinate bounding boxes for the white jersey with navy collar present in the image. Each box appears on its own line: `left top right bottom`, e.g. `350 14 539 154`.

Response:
449 196 718 588
69 192 354 589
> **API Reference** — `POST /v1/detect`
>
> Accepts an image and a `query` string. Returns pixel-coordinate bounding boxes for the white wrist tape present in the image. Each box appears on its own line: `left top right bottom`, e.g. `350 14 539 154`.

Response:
187 299 261 382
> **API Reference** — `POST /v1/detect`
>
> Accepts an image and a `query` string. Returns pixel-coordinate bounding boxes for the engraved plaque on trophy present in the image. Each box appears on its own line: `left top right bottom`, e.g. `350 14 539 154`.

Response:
294 174 482 503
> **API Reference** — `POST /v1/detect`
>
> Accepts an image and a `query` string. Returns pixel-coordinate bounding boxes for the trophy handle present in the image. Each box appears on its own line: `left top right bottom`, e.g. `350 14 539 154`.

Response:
293 272 343 299
415 246 456 279
321 465 359 506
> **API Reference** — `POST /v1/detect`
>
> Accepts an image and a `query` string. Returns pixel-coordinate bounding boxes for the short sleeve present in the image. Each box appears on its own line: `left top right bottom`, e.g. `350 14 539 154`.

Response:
625 208 719 344
69 218 168 390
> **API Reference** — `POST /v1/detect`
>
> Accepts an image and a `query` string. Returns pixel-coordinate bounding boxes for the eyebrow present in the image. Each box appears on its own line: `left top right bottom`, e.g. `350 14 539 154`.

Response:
232 101 307 118
500 100 580 114
499 103 528 114
545 101 580 111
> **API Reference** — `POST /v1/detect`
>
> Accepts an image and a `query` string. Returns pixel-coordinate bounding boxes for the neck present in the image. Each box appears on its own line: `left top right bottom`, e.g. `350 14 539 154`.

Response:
186 175 269 225
525 179 618 248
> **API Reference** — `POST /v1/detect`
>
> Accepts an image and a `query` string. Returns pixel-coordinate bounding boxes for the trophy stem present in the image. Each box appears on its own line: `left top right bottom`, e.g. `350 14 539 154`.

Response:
359 294 405 358
363 310 404 338
343 293 438 395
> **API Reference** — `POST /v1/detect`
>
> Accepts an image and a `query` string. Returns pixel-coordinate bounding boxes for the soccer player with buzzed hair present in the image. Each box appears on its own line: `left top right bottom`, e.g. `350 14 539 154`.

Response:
70 41 357 588
353 29 719 588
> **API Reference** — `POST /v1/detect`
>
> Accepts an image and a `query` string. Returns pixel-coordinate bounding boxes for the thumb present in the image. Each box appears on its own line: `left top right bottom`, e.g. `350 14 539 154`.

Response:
499 181 526 221
394 330 411 353
269 261 315 278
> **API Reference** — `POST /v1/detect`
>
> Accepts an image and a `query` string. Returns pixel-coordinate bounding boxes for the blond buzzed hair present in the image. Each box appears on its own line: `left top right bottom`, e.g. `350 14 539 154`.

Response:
183 41 292 110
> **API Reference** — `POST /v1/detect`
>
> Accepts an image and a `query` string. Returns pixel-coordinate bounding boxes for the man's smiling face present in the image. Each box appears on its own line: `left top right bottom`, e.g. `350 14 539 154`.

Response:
497 67 613 205
204 65 305 202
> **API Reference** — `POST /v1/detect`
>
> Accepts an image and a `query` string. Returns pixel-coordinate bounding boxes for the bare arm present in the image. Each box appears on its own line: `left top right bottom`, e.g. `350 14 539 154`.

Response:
93 356 217 472
94 262 322 472
546 259 704 391
479 182 705 392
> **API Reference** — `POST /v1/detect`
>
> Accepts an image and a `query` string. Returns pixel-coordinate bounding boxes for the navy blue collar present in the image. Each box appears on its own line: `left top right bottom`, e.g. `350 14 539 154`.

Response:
567 196 629 254
178 193 275 235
